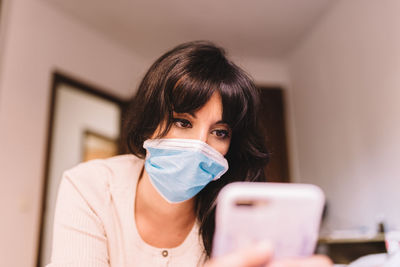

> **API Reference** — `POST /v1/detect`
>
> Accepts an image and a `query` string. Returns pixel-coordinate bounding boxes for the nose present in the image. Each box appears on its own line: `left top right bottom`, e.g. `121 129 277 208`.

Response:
193 125 208 143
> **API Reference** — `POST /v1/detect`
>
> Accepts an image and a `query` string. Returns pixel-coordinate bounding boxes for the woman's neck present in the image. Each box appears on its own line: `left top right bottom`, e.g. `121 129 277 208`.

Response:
135 168 196 248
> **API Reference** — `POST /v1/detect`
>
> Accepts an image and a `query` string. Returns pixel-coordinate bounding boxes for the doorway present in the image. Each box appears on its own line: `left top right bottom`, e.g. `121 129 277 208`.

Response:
258 87 290 183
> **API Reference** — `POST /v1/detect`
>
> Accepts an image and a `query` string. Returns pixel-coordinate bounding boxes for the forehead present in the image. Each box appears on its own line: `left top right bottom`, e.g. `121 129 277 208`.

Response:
177 92 223 120
195 92 222 115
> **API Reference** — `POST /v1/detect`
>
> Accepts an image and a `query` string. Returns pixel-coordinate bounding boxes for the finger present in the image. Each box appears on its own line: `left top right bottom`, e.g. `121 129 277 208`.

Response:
205 242 273 267
267 255 333 267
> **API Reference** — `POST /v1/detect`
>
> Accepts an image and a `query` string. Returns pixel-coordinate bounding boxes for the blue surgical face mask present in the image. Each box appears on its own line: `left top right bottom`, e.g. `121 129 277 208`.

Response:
143 138 229 203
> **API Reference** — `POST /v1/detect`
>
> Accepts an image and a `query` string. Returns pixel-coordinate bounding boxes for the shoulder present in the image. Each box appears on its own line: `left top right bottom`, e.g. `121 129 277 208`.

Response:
62 154 144 205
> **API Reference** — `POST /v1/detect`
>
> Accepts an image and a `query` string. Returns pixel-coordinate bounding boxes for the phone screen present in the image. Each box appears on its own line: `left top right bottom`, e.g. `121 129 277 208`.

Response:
212 182 325 260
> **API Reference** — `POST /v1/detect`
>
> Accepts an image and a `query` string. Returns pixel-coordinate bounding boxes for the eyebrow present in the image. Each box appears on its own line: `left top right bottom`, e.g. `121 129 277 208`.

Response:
175 112 228 125
215 120 228 125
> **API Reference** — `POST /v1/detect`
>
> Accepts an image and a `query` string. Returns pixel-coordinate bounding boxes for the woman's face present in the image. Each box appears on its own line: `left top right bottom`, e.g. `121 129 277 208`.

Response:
155 92 231 156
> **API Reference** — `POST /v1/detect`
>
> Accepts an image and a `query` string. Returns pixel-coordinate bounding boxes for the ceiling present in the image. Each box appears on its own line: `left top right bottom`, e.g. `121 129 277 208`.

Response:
44 0 333 61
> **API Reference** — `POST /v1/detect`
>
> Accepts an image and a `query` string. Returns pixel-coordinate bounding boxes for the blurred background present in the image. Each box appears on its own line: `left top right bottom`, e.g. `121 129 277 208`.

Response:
1 0 400 266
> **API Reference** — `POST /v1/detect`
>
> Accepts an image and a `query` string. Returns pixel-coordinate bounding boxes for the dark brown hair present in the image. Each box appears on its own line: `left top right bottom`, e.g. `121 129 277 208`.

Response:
124 41 269 256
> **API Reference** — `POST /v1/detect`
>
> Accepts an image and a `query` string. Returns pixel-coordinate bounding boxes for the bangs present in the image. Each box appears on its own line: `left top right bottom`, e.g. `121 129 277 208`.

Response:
170 74 218 114
220 82 250 130
220 66 258 131
167 62 257 132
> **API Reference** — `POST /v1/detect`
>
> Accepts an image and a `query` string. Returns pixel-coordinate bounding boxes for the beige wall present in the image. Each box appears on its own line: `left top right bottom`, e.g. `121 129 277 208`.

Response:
287 0 400 232
0 1 288 266
233 56 289 87
40 84 122 265
0 0 141 266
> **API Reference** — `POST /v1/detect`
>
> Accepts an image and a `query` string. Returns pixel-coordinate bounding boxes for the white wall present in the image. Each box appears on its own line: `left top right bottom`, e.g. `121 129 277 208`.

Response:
0 0 143 266
41 84 121 265
0 1 288 267
0 0 12 102
287 0 400 233
233 56 290 87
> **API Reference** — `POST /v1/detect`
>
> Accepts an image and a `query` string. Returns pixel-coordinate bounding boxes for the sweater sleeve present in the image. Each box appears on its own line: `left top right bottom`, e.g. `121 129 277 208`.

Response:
46 172 110 267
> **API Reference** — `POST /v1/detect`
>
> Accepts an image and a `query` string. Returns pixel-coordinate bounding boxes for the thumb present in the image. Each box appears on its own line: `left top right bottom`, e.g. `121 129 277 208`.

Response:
205 242 273 267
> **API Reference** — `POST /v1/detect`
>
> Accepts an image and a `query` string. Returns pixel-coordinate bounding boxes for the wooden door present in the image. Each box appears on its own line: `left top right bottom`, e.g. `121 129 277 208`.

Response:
258 87 290 183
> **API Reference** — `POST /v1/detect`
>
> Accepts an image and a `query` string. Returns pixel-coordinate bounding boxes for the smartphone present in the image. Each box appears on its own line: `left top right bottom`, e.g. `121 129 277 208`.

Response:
212 182 325 260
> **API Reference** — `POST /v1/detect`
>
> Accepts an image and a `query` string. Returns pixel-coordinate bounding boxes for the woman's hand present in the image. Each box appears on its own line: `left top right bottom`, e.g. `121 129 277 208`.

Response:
204 243 333 267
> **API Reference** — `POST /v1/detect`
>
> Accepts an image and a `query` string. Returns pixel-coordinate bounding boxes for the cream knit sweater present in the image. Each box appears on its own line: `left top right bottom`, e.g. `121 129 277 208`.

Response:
47 155 206 267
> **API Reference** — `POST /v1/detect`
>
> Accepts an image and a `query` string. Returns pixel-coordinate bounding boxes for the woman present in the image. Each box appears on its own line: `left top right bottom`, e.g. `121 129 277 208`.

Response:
48 41 331 267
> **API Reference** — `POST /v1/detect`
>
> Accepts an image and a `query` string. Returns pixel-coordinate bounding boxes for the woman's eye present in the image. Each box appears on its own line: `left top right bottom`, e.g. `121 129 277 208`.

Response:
173 118 192 128
212 129 230 139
